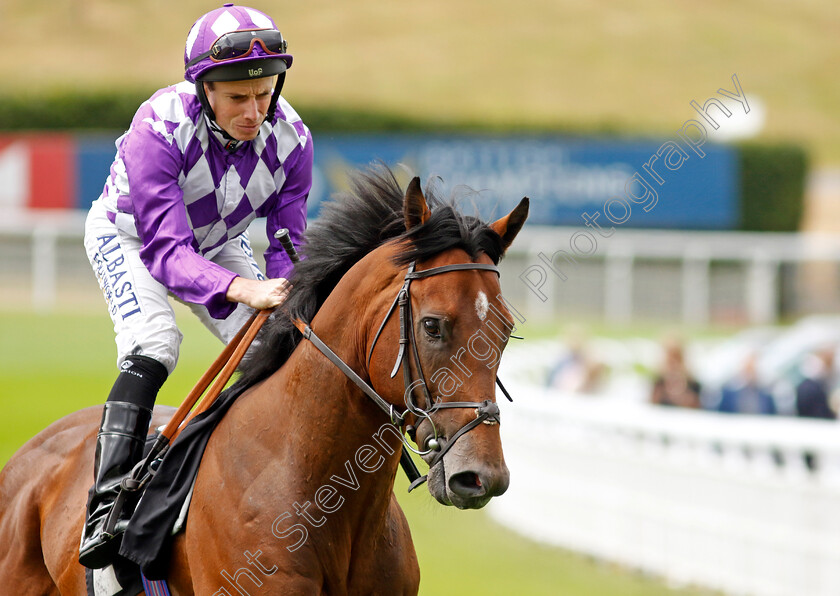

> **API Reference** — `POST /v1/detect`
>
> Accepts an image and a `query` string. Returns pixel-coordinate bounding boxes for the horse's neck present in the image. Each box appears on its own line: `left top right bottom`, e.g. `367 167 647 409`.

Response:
240 301 403 532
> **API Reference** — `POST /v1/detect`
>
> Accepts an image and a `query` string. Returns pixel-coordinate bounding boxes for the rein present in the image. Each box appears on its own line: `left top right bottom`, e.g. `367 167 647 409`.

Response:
296 259 512 491
101 230 299 535
105 249 514 535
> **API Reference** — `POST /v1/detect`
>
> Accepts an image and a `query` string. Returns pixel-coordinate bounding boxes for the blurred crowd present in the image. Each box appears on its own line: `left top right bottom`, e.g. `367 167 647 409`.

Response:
546 321 840 420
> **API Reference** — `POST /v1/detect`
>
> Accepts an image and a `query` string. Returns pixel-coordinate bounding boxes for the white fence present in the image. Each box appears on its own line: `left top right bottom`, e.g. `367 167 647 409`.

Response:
0 210 90 308
507 226 840 325
490 345 840 596
5 214 840 324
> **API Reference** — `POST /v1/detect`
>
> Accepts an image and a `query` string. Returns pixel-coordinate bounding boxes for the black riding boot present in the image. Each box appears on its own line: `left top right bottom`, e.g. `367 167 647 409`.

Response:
78 401 152 568
78 355 167 569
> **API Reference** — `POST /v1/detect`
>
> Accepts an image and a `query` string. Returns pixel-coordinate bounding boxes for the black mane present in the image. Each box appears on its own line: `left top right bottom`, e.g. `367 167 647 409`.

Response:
231 164 505 390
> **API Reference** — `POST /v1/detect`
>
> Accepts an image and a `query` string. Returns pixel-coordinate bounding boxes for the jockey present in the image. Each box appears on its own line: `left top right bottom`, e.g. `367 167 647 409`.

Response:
79 3 313 568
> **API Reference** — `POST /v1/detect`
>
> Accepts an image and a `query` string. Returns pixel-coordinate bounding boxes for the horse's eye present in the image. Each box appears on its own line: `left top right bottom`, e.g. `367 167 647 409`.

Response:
422 318 442 339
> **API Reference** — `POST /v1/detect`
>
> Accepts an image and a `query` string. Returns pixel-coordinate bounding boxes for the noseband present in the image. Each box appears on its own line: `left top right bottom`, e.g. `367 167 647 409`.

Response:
293 259 513 491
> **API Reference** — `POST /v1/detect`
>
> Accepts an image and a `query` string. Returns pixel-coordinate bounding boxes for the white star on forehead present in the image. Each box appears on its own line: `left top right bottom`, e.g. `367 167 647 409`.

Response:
475 291 489 321
211 10 242 37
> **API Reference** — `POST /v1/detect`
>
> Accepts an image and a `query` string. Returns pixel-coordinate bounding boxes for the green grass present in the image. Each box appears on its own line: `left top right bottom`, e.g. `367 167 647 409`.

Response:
0 308 223 463
0 309 711 595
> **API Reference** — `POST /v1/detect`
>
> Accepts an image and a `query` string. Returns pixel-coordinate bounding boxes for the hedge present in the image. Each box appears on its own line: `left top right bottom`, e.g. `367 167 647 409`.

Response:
736 142 808 232
0 90 152 132
0 91 807 232
0 90 451 133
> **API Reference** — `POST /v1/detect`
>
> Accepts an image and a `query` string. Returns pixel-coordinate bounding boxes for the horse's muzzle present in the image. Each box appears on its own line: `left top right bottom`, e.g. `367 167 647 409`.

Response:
450 461 509 505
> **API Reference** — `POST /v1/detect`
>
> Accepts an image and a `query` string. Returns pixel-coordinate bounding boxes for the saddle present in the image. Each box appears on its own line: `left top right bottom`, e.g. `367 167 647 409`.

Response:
87 382 249 596
85 381 249 595
84 230 516 591
104 232 303 584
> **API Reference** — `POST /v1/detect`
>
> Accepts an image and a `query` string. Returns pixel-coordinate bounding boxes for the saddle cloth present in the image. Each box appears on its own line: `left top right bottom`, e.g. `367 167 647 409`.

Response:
85 565 171 596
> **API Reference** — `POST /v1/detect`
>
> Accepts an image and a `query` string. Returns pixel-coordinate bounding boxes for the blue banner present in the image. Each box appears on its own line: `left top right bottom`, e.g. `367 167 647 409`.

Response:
309 134 739 230
75 133 738 229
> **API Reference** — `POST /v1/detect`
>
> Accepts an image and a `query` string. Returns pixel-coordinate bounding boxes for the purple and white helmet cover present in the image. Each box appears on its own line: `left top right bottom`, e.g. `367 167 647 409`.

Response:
184 3 293 83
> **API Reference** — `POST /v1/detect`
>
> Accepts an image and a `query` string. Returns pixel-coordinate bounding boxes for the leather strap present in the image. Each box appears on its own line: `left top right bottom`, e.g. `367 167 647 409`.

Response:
296 321 402 424
298 259 509 492
407 263 499 279
426 400 501 467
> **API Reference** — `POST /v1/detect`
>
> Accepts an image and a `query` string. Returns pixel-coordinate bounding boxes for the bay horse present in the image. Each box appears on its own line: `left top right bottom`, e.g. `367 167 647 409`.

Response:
0 166 528 595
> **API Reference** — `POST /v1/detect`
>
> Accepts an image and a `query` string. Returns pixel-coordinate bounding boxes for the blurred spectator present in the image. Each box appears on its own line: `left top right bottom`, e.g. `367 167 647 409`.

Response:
650 337 701 408
795 345 837 420
717 352 777 415
547 327 606 394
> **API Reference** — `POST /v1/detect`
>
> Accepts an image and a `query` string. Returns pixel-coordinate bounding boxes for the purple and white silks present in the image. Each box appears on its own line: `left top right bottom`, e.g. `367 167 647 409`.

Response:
95 81 313 319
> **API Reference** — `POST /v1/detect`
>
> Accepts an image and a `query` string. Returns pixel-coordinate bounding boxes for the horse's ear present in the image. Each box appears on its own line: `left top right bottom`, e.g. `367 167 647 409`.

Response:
404 176 431 231
490 197 530 253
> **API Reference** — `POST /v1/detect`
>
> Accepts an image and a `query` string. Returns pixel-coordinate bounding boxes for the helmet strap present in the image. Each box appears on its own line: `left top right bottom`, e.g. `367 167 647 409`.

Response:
195 81 216 122
266 72 286 122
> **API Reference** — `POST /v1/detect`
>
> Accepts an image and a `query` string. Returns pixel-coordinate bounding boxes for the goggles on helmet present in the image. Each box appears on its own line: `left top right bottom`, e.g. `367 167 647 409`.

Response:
186 29 288 69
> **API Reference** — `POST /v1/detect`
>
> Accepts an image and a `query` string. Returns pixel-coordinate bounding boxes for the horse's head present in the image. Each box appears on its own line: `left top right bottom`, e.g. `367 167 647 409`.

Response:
241 166 528 510
366 177 529 510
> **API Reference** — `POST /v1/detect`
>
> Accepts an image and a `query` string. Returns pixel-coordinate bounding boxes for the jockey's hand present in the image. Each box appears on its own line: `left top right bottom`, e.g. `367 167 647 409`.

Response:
226 276 292 310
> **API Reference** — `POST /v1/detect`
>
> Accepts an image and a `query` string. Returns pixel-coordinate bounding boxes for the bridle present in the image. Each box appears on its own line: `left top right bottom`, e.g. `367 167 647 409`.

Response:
293 259 513 491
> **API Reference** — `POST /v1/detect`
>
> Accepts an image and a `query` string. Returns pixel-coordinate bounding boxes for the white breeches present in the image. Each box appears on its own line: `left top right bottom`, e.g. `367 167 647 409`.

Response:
84 200 264 375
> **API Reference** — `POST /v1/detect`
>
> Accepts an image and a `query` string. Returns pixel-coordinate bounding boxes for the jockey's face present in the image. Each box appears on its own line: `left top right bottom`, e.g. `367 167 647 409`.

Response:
205 76 278 141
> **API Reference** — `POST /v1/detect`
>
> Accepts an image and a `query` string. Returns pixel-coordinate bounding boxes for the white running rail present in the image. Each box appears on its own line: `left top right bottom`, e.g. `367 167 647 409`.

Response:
490 345 840 596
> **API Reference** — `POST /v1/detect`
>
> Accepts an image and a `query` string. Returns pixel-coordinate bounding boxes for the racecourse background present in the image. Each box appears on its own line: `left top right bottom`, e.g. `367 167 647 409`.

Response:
0 310 714 596
2 1 838 594
1 0 838 167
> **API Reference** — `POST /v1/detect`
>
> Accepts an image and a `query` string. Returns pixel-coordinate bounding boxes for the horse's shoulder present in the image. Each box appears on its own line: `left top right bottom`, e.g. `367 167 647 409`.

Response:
387 493 415 549
365 494 418 593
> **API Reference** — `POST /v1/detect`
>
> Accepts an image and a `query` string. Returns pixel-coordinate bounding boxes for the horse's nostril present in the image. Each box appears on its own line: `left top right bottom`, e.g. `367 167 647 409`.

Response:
448 471 485 498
